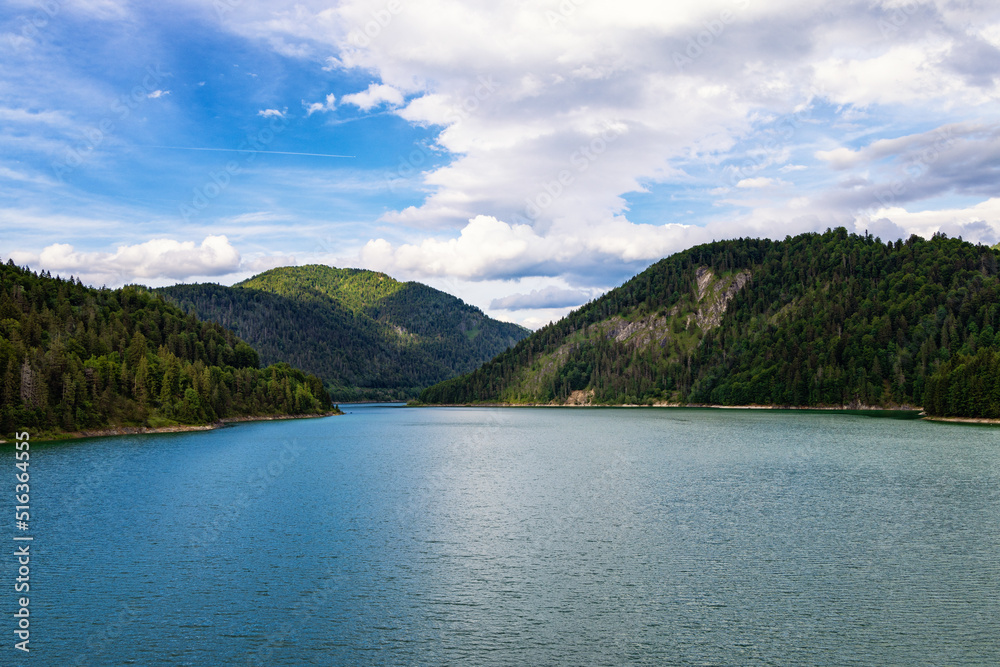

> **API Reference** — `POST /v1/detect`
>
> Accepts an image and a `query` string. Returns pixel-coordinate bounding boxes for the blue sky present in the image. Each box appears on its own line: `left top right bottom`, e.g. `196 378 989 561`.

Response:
2 0 1000 327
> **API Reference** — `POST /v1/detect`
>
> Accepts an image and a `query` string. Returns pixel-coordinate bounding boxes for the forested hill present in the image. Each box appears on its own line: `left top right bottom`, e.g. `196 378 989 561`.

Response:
158 265 530 401
420 229 1000 419
0 260 333 439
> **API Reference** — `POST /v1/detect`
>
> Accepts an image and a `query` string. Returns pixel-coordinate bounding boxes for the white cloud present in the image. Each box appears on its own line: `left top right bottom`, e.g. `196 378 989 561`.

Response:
0 107 75 129
340 83 404 111
146 89 170 99
212 0 1000 271
857 197 1000 244
21 235 241 286
359 215 539 279
736 177 779 188
14 0 1000 307
304 93 336 116
818 122 994 171
490 286 593 310
357 214 717 282
66 0 130 20
813 42 965 108
322 56 344 71
0 165 56 186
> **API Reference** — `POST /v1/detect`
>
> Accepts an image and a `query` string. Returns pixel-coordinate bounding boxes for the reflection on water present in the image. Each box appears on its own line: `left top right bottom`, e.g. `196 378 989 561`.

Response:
5 407 999 665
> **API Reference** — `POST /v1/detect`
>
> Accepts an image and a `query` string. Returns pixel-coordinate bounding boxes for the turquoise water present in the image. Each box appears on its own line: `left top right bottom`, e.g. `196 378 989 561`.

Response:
3 406 999 665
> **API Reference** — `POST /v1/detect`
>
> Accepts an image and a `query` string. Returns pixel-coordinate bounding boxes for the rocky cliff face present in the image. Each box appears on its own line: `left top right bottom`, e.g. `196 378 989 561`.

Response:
692 267 751 330
504 266 752 403
598 266 753 350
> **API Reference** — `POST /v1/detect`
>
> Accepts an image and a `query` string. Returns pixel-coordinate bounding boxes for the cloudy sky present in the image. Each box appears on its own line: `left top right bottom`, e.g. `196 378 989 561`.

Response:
2 0 1000 327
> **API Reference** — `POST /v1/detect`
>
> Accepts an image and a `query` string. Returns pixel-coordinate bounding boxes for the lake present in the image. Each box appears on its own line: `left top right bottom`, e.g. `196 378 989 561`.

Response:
4 406 999 665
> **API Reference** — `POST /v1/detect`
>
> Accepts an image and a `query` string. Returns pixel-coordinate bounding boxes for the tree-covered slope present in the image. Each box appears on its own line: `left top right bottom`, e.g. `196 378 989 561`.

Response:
237 265 404 312
159 265 529 401
420 229 1000 418
0 260 333 439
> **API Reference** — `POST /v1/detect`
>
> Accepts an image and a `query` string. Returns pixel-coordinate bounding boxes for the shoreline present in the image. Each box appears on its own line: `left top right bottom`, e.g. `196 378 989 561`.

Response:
4 410 342 444
412 401 922 412
921 415 1000 425
11 406 996 443
412 401 1000 424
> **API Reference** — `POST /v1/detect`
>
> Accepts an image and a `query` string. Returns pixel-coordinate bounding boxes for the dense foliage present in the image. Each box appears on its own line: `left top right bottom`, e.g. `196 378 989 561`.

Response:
420 229 1000 418
923 348 1000 418
238 265 405 312
159 265 529 401
0 260 332 438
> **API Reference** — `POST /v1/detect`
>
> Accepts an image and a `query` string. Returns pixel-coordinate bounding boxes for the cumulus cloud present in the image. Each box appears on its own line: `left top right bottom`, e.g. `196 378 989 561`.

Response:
359 215 542 280
304 93 336 116
326 0 982 243
490 286 593 310
182 0 1000 303
257 108 286 118
146 89 170 99
943 35 1000 88
857 197 1000 245
358 214 729 284
23 235 241 285
816 123 1000 213
340 83 404 111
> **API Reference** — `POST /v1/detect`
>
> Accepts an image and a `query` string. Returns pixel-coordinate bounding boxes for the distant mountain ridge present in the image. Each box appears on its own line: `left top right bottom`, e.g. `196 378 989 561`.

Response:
0 260 333 439
159 265 530 401
420 229 1000 419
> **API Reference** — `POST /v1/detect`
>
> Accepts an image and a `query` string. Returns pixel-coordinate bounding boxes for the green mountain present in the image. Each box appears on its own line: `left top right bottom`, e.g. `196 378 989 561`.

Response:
158 265 530 401
0 260 334 439
419 229 1000 419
